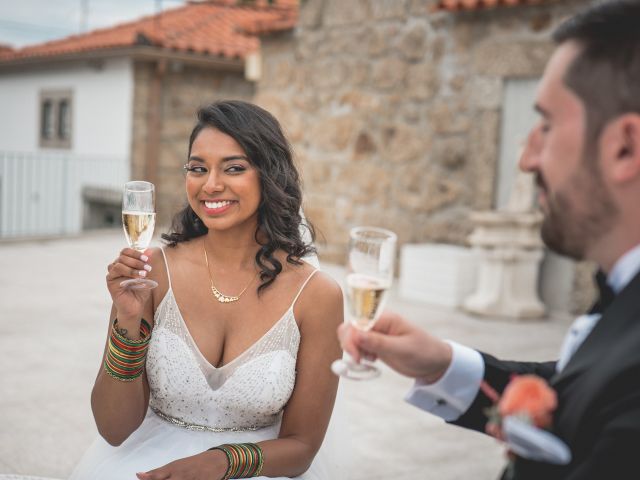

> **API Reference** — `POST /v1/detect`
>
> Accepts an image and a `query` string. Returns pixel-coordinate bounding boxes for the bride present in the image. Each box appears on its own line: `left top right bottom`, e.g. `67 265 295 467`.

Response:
70 100 344 480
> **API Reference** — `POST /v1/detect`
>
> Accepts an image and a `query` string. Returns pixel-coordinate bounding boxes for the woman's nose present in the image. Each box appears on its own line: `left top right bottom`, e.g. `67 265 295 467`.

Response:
203 171 224 193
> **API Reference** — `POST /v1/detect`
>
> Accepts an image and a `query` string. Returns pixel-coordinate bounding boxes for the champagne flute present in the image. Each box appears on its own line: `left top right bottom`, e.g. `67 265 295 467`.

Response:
332 226 397 380
121 181 158 289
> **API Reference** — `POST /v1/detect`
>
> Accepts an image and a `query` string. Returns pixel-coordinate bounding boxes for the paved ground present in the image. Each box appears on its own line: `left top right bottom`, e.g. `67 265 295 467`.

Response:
0 231 573 479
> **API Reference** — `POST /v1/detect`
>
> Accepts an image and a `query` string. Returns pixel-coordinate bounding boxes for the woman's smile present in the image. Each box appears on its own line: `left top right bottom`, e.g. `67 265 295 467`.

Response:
201 199 236 215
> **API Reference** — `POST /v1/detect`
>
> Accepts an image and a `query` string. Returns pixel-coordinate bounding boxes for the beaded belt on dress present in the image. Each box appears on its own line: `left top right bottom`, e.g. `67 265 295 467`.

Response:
151 406 274 432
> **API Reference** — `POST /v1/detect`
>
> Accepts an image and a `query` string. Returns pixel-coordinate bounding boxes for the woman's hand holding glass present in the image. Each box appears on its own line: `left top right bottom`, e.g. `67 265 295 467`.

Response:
106 247 154 323
104 180 157 337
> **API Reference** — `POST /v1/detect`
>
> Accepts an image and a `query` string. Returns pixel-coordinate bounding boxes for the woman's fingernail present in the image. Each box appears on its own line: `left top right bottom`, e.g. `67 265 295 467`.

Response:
140 255 149 262
144 264 152 272
139 270 147 277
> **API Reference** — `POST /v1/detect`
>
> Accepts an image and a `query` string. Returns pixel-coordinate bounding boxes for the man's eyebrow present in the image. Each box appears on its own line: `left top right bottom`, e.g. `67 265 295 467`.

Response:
534 103 551 119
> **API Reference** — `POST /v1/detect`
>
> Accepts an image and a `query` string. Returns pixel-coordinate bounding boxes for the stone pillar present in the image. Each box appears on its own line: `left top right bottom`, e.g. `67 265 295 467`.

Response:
463 210 546 320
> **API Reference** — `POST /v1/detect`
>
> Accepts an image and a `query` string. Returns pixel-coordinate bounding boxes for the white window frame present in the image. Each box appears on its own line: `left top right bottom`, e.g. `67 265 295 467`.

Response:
39 89 73 149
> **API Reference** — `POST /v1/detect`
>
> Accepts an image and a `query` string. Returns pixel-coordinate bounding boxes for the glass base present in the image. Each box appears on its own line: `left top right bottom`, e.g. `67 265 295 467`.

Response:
331 359 381 380
120 278 158 290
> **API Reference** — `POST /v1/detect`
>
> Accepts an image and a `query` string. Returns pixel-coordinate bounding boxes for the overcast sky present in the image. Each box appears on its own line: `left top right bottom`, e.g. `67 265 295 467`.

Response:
0 0 188 48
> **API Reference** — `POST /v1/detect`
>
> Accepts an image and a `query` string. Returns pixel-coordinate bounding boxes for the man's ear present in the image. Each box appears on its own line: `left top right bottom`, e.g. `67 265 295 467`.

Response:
601 113 640 184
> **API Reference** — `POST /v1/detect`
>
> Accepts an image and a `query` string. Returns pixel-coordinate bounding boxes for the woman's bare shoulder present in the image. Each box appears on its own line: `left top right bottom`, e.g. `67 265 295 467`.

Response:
147 240 199 295
293 268 343 324
304 269 341 294
158 238 201 261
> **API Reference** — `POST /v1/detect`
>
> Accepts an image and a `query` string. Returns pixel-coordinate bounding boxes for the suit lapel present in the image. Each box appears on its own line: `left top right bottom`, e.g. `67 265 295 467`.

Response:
549 270 640 443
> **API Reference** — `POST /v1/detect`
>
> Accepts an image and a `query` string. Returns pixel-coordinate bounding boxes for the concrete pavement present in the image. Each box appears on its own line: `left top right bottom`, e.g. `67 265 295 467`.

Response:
0 231 572 479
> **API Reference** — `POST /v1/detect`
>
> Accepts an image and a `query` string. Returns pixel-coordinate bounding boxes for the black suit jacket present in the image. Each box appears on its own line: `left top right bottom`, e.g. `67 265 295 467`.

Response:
452 270 640 479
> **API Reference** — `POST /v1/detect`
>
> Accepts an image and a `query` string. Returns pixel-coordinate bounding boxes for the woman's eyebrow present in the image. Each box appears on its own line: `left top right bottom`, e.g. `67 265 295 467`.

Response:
221 155 249 162
187 155 249 162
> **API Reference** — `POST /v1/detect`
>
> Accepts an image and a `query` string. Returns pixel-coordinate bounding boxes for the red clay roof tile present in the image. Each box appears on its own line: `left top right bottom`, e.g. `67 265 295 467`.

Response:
434 0 556 11
0 0 297 63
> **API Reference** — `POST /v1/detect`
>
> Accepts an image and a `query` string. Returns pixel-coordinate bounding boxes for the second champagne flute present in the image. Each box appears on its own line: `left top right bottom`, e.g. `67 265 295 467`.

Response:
332 226 397 380
121 180 158 289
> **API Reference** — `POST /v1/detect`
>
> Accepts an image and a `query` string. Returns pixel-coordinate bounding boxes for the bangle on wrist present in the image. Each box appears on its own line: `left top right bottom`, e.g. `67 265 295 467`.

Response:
103 318 152 382
208 443 264 479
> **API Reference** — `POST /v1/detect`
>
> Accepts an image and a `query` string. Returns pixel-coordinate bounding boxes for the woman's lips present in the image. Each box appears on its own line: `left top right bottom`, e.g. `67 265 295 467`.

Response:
201 200 235 215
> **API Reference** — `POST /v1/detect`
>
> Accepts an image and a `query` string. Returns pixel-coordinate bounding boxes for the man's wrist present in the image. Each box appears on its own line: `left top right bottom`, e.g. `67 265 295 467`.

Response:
405 341 484 421
418 340 453 384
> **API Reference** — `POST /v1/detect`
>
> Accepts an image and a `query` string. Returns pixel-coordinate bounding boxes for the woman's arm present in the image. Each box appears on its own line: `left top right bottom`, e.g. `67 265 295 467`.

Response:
90 247 163 446
258 270 344 476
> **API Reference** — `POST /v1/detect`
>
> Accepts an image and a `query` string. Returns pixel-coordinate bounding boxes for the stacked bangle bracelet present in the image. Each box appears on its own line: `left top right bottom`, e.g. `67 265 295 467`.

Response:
208 443 264 479
103 318 152 382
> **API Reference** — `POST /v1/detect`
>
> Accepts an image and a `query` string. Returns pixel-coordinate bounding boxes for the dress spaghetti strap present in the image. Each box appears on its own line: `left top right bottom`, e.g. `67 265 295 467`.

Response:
158 247 173 290
290 269 319 309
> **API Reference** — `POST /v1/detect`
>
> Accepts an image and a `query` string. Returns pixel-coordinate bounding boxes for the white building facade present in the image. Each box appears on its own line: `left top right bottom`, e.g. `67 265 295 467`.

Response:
0 58 133 237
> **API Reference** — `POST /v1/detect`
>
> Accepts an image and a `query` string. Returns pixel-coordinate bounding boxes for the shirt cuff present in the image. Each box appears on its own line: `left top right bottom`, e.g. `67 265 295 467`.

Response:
404 341 484 421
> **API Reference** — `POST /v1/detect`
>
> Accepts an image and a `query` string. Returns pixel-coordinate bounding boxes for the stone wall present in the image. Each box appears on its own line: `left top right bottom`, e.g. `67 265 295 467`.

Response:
131 61 254 228
256 0 596 312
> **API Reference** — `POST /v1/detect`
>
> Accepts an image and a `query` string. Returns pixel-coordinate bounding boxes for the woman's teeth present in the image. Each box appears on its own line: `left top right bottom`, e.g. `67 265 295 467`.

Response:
204 200 231 209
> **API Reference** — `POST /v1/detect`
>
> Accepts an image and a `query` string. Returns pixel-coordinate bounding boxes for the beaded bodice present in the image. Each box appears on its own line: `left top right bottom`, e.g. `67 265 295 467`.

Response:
146 252 315 432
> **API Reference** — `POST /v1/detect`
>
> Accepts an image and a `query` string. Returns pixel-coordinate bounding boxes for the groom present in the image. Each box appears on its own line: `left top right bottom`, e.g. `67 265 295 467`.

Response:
340 1 640 479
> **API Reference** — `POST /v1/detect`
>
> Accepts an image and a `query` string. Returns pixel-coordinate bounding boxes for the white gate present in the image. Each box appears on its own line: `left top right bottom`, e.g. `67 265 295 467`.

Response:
0 151 128 238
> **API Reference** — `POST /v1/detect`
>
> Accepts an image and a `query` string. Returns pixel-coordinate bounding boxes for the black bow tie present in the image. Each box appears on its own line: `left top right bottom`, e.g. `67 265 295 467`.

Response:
588 270 616 315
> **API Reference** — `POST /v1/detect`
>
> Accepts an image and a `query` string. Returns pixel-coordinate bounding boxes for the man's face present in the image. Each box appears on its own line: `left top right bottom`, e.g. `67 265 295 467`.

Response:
520 42 617 260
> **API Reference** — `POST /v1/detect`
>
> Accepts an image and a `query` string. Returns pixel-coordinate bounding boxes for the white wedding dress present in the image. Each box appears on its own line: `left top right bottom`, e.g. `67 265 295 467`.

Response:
70 249 347 480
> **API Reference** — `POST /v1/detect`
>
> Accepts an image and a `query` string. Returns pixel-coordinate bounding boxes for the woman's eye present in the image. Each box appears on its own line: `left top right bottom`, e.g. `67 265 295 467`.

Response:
225 165 246 174
185 165 207 174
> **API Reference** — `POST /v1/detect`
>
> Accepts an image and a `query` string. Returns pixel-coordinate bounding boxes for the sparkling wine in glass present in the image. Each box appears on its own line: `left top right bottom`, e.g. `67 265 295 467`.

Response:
332 226 397 380
121 181 158 289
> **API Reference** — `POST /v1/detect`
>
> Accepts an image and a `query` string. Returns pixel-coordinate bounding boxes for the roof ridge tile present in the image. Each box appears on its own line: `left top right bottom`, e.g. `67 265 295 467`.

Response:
0 1 297 63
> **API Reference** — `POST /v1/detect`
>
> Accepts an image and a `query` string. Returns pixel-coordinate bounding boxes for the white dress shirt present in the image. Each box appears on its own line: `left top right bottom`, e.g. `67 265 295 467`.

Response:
405 243 640 421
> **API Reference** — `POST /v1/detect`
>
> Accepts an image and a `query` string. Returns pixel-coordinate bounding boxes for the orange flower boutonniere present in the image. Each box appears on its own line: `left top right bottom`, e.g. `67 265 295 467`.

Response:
481 374 571 472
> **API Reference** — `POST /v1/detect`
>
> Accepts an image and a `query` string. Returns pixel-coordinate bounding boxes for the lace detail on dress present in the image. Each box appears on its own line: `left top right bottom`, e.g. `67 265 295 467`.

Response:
145 249 316 432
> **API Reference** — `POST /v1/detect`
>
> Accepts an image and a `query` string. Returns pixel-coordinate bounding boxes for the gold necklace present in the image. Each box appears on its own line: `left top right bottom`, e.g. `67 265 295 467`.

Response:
203 240 258 303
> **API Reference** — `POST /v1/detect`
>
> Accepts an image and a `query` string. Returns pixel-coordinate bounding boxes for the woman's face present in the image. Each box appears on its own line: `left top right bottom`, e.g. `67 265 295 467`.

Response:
185 127 261 234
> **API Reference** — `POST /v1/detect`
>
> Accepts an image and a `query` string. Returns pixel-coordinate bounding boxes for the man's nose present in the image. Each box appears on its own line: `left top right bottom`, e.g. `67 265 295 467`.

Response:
519 129 540 172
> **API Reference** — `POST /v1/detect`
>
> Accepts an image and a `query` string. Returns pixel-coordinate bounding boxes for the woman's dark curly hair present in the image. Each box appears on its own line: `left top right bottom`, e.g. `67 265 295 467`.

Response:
161 100 316 293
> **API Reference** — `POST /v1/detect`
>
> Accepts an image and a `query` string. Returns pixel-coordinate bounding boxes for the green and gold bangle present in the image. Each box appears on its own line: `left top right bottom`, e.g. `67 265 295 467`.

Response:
208 443 264 479
103 318 152 381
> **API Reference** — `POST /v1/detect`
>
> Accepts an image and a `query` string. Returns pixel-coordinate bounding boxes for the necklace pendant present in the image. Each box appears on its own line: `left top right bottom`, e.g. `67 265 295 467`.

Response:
204 241 255 305
211 285 239 303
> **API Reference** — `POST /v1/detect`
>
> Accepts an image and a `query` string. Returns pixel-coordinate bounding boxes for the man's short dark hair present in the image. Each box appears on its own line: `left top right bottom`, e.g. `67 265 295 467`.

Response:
553 0 640 148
